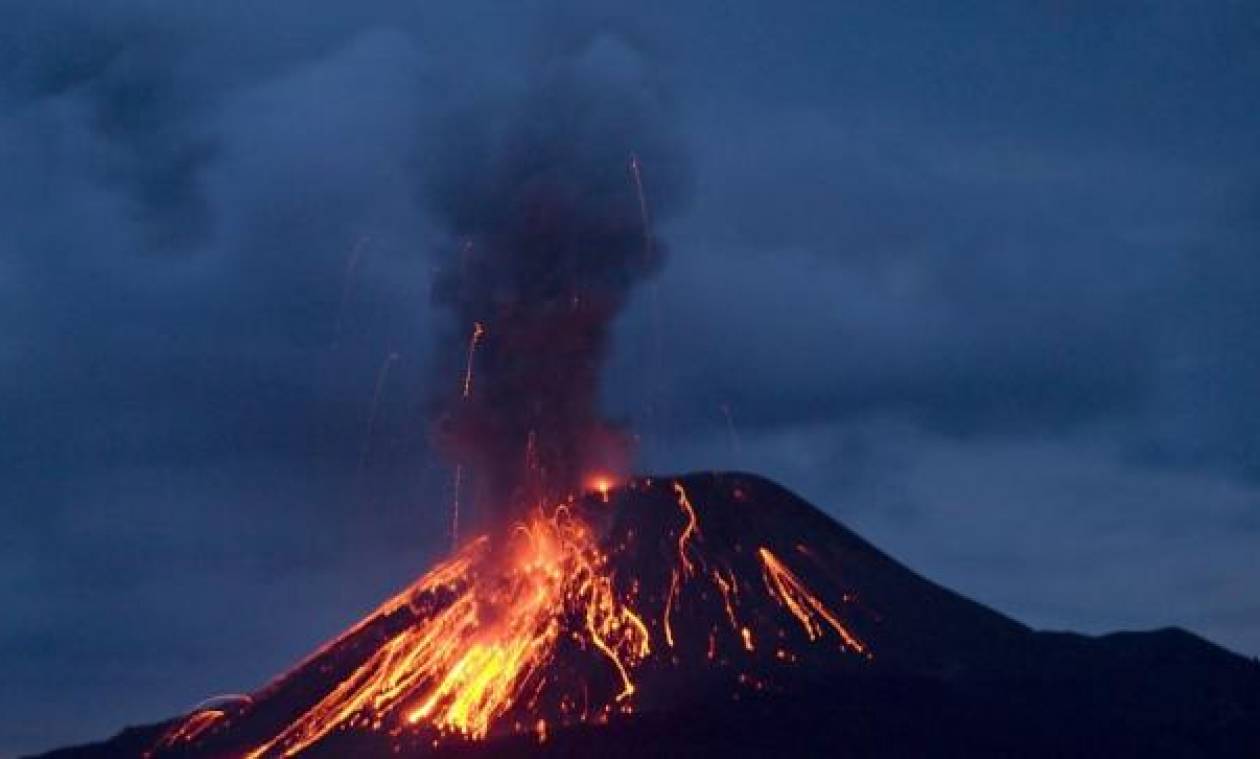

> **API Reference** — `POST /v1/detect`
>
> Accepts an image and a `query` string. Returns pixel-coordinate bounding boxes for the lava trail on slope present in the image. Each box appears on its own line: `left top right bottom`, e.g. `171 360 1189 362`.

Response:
141 473 893 758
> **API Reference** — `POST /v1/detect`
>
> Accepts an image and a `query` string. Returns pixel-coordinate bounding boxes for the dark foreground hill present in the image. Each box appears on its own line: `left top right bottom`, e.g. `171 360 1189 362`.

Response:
34 472 1260 758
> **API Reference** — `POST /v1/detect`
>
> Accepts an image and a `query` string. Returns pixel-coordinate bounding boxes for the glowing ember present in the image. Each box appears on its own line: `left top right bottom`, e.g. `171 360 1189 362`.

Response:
587 475 615 503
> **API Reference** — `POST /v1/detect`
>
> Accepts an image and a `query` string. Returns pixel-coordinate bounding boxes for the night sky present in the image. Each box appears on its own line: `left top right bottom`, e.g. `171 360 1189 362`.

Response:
4 2 1259 755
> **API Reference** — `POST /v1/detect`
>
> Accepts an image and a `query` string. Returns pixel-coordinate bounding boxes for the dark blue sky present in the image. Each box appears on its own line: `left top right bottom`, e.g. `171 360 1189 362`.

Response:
3 2 1259 755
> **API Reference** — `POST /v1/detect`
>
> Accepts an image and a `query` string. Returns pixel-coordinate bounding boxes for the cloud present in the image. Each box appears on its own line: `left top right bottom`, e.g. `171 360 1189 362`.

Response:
606 104 1260 482
0 11 445 751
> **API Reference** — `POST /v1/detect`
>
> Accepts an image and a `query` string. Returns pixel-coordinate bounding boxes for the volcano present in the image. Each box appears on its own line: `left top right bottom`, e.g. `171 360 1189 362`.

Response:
36 472 1260 758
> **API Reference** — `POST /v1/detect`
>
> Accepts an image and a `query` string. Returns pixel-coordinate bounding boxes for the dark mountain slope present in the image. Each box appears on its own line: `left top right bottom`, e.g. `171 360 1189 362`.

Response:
33 472 1260 758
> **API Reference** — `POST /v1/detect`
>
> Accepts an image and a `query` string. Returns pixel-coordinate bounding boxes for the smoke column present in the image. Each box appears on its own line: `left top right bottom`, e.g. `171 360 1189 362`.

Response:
425 35 689 522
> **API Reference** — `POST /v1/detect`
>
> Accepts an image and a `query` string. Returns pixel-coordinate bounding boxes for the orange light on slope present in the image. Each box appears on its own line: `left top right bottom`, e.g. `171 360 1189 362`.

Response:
672 482 702 576
758 547 869 658
148 709 224 755
159 482 879 758
244 508 652 758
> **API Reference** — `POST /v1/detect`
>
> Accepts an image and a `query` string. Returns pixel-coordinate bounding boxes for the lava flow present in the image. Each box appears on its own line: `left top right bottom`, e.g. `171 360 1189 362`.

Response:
148 475 874 758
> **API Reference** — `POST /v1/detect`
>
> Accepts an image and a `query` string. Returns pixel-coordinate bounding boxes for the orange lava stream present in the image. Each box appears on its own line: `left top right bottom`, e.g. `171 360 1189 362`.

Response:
246 507 650 757
758 547 870 657
161 483 874 757
672 482 702 576
662 568 680 648
662 483 703 649
713 567 742 631
149 710 224 755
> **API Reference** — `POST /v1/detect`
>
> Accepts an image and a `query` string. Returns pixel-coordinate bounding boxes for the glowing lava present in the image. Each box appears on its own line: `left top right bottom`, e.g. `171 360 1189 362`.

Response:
586 474 616 503
238 507 647 758
152 478 872 758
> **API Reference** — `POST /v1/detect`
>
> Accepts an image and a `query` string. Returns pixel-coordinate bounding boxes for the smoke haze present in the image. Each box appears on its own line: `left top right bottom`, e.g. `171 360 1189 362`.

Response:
424 35 689 518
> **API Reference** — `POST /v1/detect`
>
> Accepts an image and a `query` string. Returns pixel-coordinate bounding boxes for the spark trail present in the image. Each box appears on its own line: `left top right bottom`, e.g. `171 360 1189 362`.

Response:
333 235 371 343
356 351 399 485
628 153 652 255
461 322 485 400
628 152 669 451
451 322 486 548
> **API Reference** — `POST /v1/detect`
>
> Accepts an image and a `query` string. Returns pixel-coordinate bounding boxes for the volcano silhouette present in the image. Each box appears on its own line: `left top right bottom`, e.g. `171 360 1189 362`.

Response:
36 473 1260 758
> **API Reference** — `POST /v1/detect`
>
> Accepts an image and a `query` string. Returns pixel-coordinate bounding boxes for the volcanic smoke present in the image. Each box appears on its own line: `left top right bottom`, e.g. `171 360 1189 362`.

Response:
139 37 880 759
424 36 689 524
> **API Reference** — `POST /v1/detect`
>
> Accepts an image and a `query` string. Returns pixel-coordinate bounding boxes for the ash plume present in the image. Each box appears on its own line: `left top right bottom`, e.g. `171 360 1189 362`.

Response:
424 35 689 521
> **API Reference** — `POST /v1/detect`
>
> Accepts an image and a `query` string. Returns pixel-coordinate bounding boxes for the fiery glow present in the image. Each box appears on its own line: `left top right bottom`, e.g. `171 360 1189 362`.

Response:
672 482 702 576
663 568 680 648
587 475 614 503
758 547 869 657
713 568 741 631
242 505 652 757
157 480 874 757
149 709 224 755
660 482 704 650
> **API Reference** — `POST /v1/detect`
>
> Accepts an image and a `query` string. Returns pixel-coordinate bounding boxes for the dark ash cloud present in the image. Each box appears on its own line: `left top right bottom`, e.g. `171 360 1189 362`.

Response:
423 34 690 519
